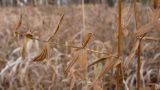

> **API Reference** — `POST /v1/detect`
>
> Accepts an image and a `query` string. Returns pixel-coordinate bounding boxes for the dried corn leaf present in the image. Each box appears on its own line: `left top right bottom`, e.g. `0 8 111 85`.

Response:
77 49 88 71
53 14 64 34
88 57 108 68
124 35 145 70
82 33 92 48
95 58 120 81
33 45 48 61
48 14 64 42
87 55 117 67
15 14 22 31
135 20 159 37
70 70 76 90
143 36 160 41
65 52 80 74
123 40 140 69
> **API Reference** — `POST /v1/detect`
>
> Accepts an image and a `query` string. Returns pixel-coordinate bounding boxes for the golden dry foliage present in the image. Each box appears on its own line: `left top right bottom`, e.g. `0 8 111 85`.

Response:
65 52 80 74
1 3 159 90
135 10 160 37
15 14 22 31
65 32 91 74
135 20 159 37
48 14 64 42
77 49 88 71
14 14 64 61
82 33 92 48
65 50 89 75
88 55 117 68
117 0 123 89
117 0 122 57
95 58 120 81
124 40 140 69
88 57 107 68
143 36 160 41
33 45 48 61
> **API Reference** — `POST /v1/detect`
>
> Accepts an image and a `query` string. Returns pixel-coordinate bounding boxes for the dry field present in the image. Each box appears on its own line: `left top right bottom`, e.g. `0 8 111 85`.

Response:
0 3 159 90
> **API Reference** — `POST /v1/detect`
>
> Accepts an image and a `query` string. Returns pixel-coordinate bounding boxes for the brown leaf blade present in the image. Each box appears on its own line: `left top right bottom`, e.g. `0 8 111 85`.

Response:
88 57 107 68
135 20 159 37
95 58 120 81
82 33 92 48
15 14 22 31
33 46 48 62
77 49 88 71
143 36 160 41
123 40 140 69
48 14 64 42
65 52 80 74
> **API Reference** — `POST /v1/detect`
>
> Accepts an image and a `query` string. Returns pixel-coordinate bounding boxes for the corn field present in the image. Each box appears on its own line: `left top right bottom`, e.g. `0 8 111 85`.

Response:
0 0 159 90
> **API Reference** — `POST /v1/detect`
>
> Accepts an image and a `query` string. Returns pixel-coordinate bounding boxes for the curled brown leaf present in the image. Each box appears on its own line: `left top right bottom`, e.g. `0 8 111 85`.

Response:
33 46 48 62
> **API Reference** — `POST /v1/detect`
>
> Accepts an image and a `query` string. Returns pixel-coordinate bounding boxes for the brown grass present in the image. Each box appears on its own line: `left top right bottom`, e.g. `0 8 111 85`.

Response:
0 3 159 90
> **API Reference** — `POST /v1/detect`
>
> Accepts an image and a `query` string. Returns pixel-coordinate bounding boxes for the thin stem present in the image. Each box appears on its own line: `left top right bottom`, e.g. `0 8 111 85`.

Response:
137 39 141 90
82 0 85 41
133 0 139 29
117 0 123 90
133 0 141 89
118 0 122 57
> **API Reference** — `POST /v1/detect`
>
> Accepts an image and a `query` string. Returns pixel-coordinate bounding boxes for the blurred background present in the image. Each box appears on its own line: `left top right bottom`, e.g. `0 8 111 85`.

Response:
0 0 154 7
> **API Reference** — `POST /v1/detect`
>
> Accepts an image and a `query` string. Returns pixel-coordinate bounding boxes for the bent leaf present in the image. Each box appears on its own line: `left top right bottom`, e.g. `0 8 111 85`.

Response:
48 14 64 42
88 57 107 68
33 46 48 61
95 59 120 81
82 33 92 48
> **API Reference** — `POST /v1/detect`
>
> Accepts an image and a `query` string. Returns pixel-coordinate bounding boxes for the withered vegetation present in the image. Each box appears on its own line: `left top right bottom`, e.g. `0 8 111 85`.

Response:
0 2 159 90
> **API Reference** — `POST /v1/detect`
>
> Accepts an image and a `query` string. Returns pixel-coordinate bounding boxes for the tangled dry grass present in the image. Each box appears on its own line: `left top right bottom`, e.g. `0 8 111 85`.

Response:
0 2 160 90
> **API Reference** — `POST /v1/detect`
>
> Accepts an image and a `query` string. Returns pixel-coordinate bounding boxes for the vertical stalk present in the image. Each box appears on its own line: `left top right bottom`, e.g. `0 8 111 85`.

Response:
81 0 88 89
153 0 158 9
133 0 139 29
116 0 123 90
137 39 141 90
118 0 122 57
133 0 141 90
